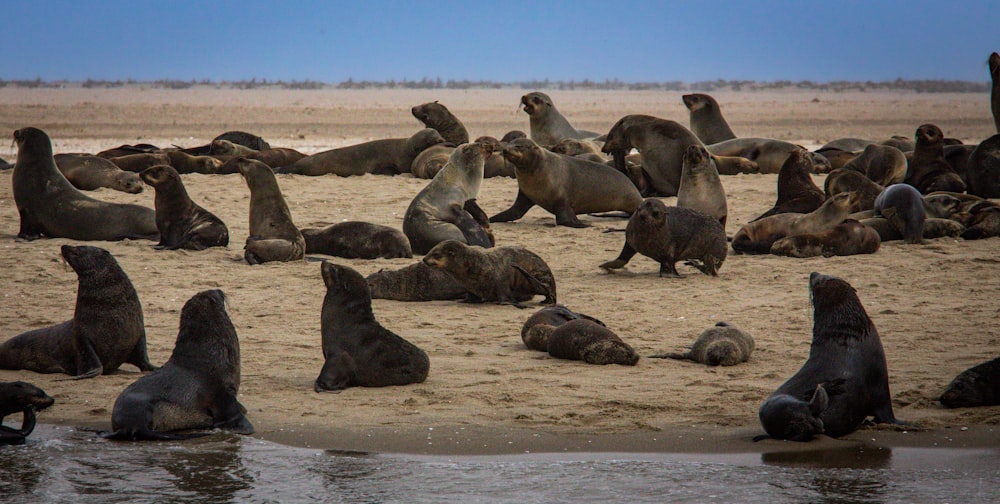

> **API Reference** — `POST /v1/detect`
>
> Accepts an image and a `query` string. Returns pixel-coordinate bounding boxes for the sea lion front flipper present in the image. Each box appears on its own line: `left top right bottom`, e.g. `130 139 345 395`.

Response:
212 394 255 435
489 190 535 223
314 350 357 393
599 243 637 271
658 261 682 278
72 336 104 379
443 204 492 249
554 205 588 228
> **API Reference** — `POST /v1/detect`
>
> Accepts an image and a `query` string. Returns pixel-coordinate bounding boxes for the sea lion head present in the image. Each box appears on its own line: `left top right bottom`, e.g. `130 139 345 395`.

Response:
502 138 543 171
196 154 224 172
634 198 668 227
500 130 527 144
473 136 502 158
61 245 114 275
683 144 711 169
422 240 471 272
915 124 944 146
411 101 451 128
139 164 179 188
939 368 989 408
0 381 55 416
12 127 53 159
808 272 864 318
210 139 240 155
408 128 447 155
113 170 145 194
320 261 370 303
236 158 275 191
681 93 714 112
521 92 552 116
524 324 556 351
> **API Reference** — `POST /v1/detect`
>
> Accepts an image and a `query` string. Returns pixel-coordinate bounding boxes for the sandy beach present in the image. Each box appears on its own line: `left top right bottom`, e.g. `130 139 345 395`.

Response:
0 87 998 455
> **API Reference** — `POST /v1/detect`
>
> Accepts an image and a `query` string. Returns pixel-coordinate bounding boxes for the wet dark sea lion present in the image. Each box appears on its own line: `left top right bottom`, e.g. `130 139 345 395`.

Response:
874 184 926 244
237 158 305 264
752 149 826 221
278 129 445 176
677 144 727 226
314 262 430 392
967 134 1000 198
301 221 412 259
107 289 253 440
824 168 883 212
366 262 467 301
733 192 855 255
521 305 605 352
0 245 155 379
905 124 966 194
652 321 754 366
0 382 54 444
54 154 144 193
12 127 158 241
841 143 907 186
939 356 1000 408
600 199 727 277
770 219 881 258
682 93 736 145
140 165 229 250
412 101 469 145
489 138 642 228
536 320 638 366
521 92 599 146
423 240 556 308
602 114 701 197
757 273 902 441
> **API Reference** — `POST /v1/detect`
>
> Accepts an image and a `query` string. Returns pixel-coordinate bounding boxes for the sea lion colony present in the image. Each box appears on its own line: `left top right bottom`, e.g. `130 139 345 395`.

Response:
1 64 1000 444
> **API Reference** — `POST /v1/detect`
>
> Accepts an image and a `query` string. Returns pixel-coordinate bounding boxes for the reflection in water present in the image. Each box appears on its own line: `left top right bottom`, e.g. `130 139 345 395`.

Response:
763 445 893 504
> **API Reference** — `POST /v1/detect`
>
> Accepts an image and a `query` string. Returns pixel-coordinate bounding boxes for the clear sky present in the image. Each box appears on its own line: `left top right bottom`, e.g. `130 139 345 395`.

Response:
4 0 997 83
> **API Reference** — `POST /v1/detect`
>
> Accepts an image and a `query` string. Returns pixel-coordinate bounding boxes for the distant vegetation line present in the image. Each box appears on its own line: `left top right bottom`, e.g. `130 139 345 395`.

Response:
0 77 989 93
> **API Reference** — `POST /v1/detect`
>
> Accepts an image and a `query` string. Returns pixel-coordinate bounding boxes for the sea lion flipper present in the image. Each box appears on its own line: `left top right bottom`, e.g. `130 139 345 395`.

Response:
72 338 104 380
489 190 535 223
463 199 490 227
314 351 357 393
512 265 557 305
554 206 588 228
600 243 637 271
212 394 255 435
658 261 682 278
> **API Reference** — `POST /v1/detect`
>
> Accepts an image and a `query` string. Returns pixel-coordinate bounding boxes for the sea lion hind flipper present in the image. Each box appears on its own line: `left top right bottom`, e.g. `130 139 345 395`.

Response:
212 393 255 435
489 190 535 223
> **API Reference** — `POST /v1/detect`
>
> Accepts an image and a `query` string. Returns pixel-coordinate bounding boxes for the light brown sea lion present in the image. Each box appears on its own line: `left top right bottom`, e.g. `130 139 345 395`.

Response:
301 222 412 259
712 154 760 175
520 92 600 146
489 138 642 228
166 150 225 174
708 138 831 174
652 321 754 366
54 154 144 193
549 138 605 157
905 124 966 194
236 158 305 264
411 140 512 179
841 144 907 186
422 240 556 308
824 169 883 212
12 127 158 241
179 131 271 155
412 101 469 145
677 144 727 226
108 152 171 173
520 305 605 352
140 165 229 250
601 114 701 197
536 320 639 366
752 149 826 221
210 139 257 156
682 93 737 145
881 136 915 152
733 192 856 254
366 262 467 301
278 129 446 176
811 148 857 172
770 219 881 257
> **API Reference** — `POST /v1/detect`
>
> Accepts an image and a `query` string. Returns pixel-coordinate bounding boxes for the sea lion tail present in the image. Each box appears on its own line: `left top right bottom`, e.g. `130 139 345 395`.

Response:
101 428 211 441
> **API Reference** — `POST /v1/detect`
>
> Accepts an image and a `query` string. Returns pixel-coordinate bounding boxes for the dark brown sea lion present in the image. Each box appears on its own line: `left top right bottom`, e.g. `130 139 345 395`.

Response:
756 383 837 442
677 144 727 226
940 356 1000 408
941 144 976 182
652 321 754 366
708 138 831 174
422 240 556 308
874 184 926 244
601 114 701 197
819 138 873 152
770 219 881 258
682 93 737 145
521 92 599 146
967 134 1000 198
757 272 903 441
824 169 883 212
841 143 907 186
991 51 1000 133
536 320 639 366
734 192 856 254
600 199 727 277
278 129 446 176
314 262 430 392
752 149 826 221
54 154 144 193
366 262 467 301
0 382 54 444
166 150 224 174
12 128 158 241
960 203 1000 240
882 136 915 152
96 143 161 159
106 289 254 440
0 245 155 379
812 148 858 172
139 165 229 250
215 131 270 151
301 221 412 259
236 158 305 264
489 138 642 228
520 305 606 352
412 101 469 145
712 154 760 175
108 152 171 173
905 124 966 194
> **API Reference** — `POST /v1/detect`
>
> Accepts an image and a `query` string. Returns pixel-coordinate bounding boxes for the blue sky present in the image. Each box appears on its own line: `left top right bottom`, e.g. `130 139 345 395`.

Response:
4 0 997 83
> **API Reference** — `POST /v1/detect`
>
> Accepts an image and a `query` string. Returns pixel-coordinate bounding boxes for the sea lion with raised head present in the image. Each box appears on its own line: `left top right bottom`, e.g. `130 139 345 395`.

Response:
939 356 1000 408
905 124 966 194
824 169 883 212
752 149 826 221
422 240 556 308
106 289 253 440
677 144 727 226
412 101 469 145
0 245 155 379
733 192 856 254
873 184 926 244
682 93 737 145
841 143 907 186
521 92 599 146
12 127 158 241
279 129 446 176
140 165 229 250
236 158 305 264
54 154 144 193
366 262 467 301
533 320 639 366
301 221 412 259
770 219 881 258
0 382 54 444
521 305 606 352
314 262 430 392
967 134 1000 198
652 321 754 366
601 114 701 197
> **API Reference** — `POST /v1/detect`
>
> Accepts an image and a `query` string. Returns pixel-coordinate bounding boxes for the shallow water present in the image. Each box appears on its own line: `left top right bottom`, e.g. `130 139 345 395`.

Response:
0 425 997 503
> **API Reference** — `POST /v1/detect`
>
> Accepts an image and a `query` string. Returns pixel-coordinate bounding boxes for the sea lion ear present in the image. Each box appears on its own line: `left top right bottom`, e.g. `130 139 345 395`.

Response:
434 100 439 104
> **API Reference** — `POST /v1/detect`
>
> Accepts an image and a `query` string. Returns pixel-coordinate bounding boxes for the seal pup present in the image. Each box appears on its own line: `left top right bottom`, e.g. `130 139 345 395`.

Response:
279 129 446 176
905 124 966 194
412 101 469 145
107 290 254 440
682 93 737 145
488 138 642 228
366 262 467 301
733 192 856 254
166 150 224 175
403 142 489 255
532 320 639 366
708 137 831 174
520 92 599 146
314 262 430 392
601 114 701 197
549 138 605 159
824 169 883 212
140 165 229 250
0 245 155 379
752 149 826 221
939 356 1000 408
758 272 903 440
677 144 727 226
652 321 754 366
423 240 556 308
841 144 907 186
959 201 1000 240
521 305 605 352
770 219 881 258
301 222 412 259
12 127 158 241
873 184 925 244
757 383 837 442
179 131 271 155
236 158 305 264
967 134 1000 198
0 382 54 444
600 199 727 277
54 154 144 193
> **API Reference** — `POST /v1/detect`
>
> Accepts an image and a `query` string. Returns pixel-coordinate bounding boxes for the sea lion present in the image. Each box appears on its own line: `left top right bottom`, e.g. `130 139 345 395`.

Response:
882 135 915 152
941 144 976 182
757 272 902 440
860 217 964 242
139 165 230 250
960 203 1000 240
209 139 257 157
0 245 155 378
166 150 224 174
905 124 966 194
314 262 430 392
108 152 171 173
501 130 527 143
535 320 639 366
652 321 754 366
601 114 701 197
520 92 599 146
236 158 305 264
96 143 161 159
819 138 874 152
939 356 1000 408
411 101 469 145
107 289 254 440
214 131 270 151
733 192 856 254
708 137 831 174
812 148 858 172
301 221 412 259
278 129 446 176
489 138 642 228
873 184 926 244
682 93 737 145
54 154 144 193
841 144 907 186
0 382 54 444
824 169 883 212
752 149 826 221
12 127 158 241
991 51 1000 133
600 199 727 277
520 305 606 352
770 219 881 258
475 136 517 178
210 141 307 170
403 142 489 254
549 138 605 158
967 134 1000 198
712 154 760 175
411 141 512 179
757 383 837 442
366 261 467 301
677 144 727 226
422 240 556 308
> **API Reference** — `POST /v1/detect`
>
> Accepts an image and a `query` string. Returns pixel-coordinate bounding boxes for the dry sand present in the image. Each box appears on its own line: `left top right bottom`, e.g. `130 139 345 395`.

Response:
0 87 998 455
